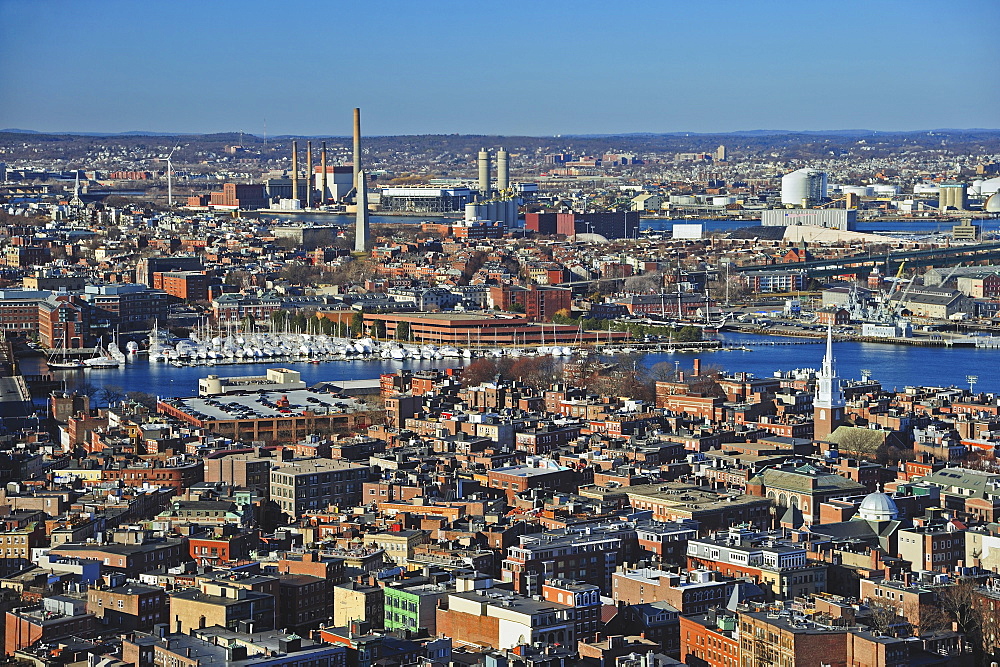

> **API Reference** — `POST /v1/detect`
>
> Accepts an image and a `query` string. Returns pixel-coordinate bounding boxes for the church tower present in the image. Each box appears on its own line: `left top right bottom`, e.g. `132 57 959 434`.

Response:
814 324 845 441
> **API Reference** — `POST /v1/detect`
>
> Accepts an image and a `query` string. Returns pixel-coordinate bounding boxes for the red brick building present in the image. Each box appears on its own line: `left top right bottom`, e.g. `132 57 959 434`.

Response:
208 183 268 209
153 271 216 302
680 612 740 667
490 284 571 322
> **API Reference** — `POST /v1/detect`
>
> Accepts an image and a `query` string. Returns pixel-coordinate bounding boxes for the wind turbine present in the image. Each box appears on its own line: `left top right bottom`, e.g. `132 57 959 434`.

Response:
166 144 179 207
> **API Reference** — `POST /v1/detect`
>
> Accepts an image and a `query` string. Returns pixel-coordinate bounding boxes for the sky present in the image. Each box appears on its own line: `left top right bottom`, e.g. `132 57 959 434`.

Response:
1 0 998 137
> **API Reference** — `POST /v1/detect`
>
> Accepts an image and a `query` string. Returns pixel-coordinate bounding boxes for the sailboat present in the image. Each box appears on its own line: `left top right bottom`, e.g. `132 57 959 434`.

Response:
84 338 122 368
47 329 85 370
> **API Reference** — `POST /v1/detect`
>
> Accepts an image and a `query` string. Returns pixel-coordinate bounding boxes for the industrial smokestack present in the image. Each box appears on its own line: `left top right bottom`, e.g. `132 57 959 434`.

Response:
353 108 361 186
321 141 328 206
478 148 491 198
355 170 370 253
291 140 299 205
497 148 509 192
306 140 313 208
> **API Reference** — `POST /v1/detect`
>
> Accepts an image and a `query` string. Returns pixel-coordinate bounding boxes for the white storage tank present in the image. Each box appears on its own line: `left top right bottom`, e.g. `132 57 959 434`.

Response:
979 177 1000 197
872 184 900 196
913 183 940 196
842 186 873 197
781 168 827 206
712 196 737 206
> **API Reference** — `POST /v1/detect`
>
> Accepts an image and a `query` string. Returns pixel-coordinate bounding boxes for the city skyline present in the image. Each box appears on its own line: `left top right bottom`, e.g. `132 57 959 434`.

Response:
1 0 997 136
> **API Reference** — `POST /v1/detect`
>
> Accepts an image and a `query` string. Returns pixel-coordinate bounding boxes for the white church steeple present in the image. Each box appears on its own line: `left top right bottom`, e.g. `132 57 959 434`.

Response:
814 324 845 440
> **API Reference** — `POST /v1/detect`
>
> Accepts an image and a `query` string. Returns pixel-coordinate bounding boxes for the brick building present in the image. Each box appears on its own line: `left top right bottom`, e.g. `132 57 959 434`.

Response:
87 583 167 631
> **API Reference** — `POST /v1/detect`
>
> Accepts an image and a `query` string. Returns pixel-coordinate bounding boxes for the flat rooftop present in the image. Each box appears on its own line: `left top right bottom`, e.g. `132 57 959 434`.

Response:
163 388 364 421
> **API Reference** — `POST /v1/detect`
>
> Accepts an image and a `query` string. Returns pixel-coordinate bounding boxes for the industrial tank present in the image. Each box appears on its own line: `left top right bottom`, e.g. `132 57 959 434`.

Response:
780 168 827 206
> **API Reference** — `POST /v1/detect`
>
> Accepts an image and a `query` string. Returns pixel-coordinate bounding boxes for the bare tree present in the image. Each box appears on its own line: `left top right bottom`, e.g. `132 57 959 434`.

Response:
624 271 664 293
829 427 881 459
866 598 900 635
96 385 126 408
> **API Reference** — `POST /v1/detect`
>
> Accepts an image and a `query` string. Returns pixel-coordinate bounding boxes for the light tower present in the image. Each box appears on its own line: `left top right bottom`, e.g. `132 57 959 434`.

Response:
354 170 370 253
814 324 845 441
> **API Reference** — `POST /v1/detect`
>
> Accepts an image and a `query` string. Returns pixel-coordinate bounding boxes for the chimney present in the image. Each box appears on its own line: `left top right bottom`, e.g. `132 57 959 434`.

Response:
321 141 328 205
497 148 509 192
478 149 491 198
353 108 362 185
291 140 299 205
306 140 313 208
693 358 701 377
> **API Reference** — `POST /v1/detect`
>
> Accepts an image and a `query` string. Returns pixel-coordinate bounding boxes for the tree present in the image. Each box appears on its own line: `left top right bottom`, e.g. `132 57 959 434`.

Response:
350 311 365 337
125 391 158 410
461 359 499 387
866 598 901 635
647 361 679 384
624 271 664 293
395 321 411 342
552 308 574 324
372 320 386 339
829 427 882 460
271 310 288 330
935 578 998 662
96 385 125 408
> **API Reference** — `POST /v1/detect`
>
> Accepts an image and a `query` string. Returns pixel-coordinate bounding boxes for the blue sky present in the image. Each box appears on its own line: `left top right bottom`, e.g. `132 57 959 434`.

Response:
1 0 997 136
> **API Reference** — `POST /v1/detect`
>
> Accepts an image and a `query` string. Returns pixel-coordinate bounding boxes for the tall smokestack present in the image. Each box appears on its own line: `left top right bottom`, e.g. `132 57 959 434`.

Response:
478 148 491 198
291 140 299 205
355 170 370 253
321 141 328 206
353 108 361 186
497 148 509 192
306 140 313 208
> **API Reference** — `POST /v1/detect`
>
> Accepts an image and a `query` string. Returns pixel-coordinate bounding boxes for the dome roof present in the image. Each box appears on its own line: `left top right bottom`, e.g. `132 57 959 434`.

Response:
858 491 898 522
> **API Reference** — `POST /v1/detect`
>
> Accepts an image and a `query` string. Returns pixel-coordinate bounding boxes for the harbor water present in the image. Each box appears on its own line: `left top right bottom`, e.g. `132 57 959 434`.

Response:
19 332 1000 399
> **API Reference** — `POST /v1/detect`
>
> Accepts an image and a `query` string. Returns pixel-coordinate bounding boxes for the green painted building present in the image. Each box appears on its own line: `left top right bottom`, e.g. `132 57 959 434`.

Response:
384 582 450 636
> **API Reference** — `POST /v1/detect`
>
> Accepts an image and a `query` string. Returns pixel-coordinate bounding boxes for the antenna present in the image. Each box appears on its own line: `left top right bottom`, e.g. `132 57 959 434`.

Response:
967 375 978 394
263 118 267 149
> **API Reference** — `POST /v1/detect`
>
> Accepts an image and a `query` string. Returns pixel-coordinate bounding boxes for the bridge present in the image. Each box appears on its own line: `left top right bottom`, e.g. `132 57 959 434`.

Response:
736 242 1000 278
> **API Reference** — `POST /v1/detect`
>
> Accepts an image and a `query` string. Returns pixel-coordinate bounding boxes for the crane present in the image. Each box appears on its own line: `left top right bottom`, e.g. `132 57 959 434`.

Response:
884 259 907 300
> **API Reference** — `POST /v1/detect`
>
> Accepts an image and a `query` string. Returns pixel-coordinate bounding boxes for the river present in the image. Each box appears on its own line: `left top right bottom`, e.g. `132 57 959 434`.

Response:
19 332 998 399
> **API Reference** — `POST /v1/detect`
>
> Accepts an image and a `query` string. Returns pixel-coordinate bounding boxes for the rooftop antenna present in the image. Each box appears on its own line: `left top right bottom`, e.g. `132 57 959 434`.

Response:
967 375 978 394
263 118 267 149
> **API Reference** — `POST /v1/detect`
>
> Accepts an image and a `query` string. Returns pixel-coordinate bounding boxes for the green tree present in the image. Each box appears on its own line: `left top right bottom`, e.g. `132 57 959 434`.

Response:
271 310 288 330
372 320 386 339
395 321 411 341
350 311 365 337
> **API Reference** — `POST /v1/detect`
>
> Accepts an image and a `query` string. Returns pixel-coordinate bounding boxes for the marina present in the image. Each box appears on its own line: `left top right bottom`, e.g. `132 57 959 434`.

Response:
18 330 1000 399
